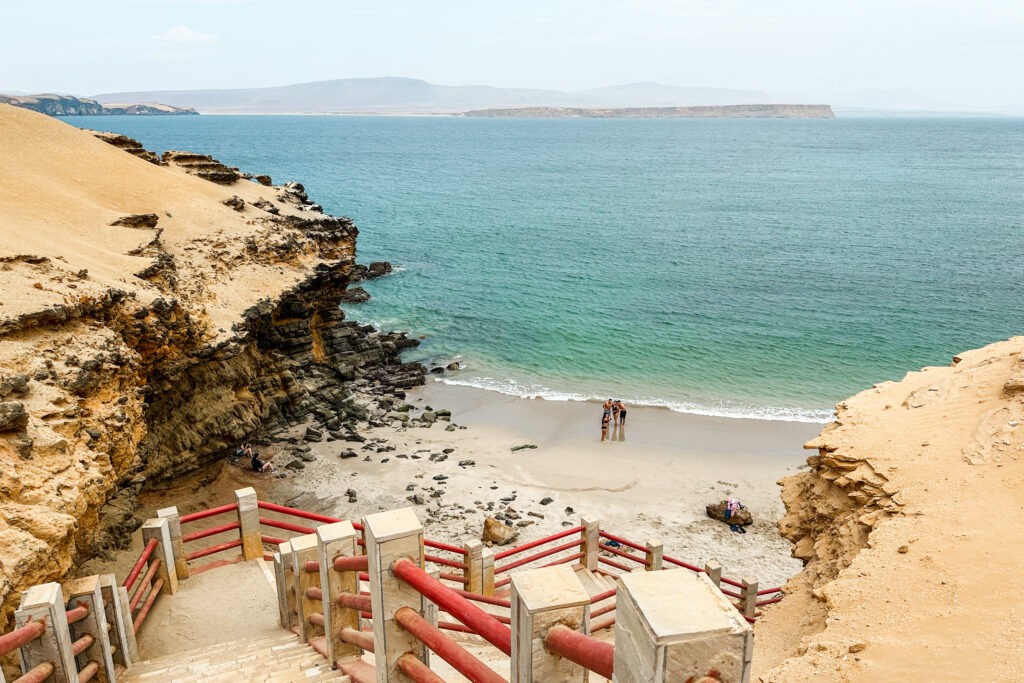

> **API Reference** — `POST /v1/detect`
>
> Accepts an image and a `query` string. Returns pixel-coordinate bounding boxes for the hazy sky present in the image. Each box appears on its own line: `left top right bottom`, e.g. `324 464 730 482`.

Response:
2 0 1022 107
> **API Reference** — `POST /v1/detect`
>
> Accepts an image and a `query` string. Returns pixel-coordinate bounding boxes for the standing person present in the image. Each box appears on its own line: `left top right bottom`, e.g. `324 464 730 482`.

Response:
611 400 621 426
600 412 610 442
615 400 627 426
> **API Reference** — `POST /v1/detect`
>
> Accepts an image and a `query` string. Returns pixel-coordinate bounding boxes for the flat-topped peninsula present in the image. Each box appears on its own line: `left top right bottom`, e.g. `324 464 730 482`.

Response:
464 104 834 118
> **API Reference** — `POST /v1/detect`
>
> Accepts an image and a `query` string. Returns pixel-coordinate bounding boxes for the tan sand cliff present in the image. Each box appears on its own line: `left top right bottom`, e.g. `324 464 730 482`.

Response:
0 103 422 636
754 337 1024 681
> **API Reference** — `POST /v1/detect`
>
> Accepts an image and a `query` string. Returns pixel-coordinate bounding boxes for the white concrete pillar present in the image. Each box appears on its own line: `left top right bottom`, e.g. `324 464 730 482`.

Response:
481 547 496 596
272 551 289 629
98 574 133 669
740 577 758 620
645 540 663 572
116 586 139 662
703 561 722 588
235 487 262 561
291 533 324 644
363 507 426 683
140 517 178 595
580 517 600 571
65 575 116 683
14 583 77 683
612 570 752 683
510 564 592 683
157 506 189 579
464 539 484 593
317 521 361 665
278 541 299 633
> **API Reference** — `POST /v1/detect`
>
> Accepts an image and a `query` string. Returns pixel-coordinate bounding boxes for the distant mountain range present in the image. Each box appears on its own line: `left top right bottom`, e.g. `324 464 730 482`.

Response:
92 77 788 114
0 93 197 116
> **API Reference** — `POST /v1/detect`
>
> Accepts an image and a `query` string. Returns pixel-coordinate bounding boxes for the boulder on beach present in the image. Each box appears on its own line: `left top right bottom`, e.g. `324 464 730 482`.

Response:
483 517 519 546
706 500 753 526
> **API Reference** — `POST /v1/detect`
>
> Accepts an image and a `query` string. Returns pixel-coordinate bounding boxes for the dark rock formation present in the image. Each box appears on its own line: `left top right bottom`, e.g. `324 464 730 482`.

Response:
91 132 163 165
109 213 160 229
0 402 28 432
351 261 394 282
706 500 753 526
162 151 240 185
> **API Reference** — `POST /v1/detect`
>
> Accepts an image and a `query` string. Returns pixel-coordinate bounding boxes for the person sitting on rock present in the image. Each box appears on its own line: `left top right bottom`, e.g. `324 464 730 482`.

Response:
251 450 273 473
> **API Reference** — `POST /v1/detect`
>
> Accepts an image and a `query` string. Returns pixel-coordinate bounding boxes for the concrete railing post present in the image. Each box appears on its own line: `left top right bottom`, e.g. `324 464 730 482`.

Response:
116 586 139 662
644 540 663 572
235 487 262 561
464 539 484 593
65 575 116 683
278 541 299 633
291 533 324 644
613 571 753 683
364 507 427 682
510 564 591 683
272 551 289 629
740 577 758 620
580 517 600 572
157 506 189 580
140 517 178 595
14 583 77 683
704 560 722 588
98 574 134 669
481 547 496 596
317 521 361 666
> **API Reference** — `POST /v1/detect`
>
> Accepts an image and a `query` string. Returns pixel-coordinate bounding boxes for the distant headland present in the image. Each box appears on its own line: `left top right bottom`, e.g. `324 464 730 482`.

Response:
464 104 835 118
0 93 197 116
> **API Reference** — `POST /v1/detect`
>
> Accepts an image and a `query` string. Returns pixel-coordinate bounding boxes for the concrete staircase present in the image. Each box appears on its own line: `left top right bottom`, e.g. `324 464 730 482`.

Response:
118 632 349 682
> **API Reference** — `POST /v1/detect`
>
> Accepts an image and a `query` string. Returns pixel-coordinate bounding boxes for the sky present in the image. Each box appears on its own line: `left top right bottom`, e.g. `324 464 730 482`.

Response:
1 0 1022 109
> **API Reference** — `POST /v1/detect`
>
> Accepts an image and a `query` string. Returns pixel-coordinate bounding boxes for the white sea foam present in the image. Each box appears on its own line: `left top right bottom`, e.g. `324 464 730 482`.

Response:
436 375 833 424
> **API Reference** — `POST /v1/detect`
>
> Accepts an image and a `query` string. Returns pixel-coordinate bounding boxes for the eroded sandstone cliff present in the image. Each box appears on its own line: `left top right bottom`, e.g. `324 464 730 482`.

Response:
0 104 422 632
754 337 1024 681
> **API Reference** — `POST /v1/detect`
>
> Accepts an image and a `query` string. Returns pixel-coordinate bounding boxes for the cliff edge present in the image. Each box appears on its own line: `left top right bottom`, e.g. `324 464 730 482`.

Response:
0 104 421 632
754 337 1024 681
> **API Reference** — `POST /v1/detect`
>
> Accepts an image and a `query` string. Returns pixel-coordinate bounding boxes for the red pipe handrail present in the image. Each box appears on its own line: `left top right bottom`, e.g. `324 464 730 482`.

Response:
758 587 782 596
77 660 99 683
590 614 616 632
392 558 512 656
598 542 648 566
179 503 238 525
424 553 468 570
540 551 585 568
438 572 469 585
65 604 89 626
397 653 445 683
338 592 372 612
495 539 583 574
450 588 511 608
306 587 323 601
334 555 370 573
261 534 285 545
493 525 584 561
13 661 55 683
598 530 648 554
340 626 374 652
260 517 316 535
545 625 614 680
129 559 162 611
0 620 46 656
257 501 340 524
123 538 159 592
597 555 632 572
590 602 616 619
133 578 163 633
71 633 95 656
185 539 242 561
424 539 467 556
591 588 616 603
757 596 784 607
182 522 240 543
395 606 506 683
662 555 704 573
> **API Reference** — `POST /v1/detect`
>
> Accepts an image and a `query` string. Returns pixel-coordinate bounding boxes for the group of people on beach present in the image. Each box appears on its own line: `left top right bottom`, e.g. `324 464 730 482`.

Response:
235 443 273 473
600 398 627 442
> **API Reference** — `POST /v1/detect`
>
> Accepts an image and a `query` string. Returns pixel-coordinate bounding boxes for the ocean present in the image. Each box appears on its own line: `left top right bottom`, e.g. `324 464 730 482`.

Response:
66 115 1024 422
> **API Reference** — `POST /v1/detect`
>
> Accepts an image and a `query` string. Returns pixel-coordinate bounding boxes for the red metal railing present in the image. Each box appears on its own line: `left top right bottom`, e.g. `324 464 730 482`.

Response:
392 558 512 656
122 538 159 593
129 560 162 611
133 578 164 633
14 661 55 683
546 625 614 680
185 539 242 561
493 525 584 561
397 653 445 683
394 606 505 683
181 521 240 543
0 619 46 656
179 503 238 524
495 539 583 574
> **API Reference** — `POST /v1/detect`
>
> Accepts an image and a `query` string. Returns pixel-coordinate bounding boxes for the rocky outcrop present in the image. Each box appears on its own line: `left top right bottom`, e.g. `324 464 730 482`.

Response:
0 94 197 116
464 104 835 118
162 150 241 185
0 108 424 634
92 132 163 165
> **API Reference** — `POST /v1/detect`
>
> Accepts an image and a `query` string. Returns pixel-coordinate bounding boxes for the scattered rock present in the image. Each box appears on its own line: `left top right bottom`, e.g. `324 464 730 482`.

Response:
442 447 455 454
0 374 29 398
458 459 475 468
897 545 909 554
222 195 245 212
339 449 358 459
527 511 544 519
285 459 305 470
848 642 867 654
340 287 371 303
252 198 280 214
564 507 574 515
0 401 29 432
706 501 753 526
109 213 159 229
483 517 519 546
445 362 460 372
421 411 436 423
433 474 449 481
409 494 426 505
540 497 553 505
304 427 323 442
346 488 358 503
445 424 457 432
511 443 537 452
516 520 535 528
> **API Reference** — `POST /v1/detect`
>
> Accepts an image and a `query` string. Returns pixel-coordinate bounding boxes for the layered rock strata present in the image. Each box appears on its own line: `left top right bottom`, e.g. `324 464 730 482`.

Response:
0 104 422 632
755 337 1024 681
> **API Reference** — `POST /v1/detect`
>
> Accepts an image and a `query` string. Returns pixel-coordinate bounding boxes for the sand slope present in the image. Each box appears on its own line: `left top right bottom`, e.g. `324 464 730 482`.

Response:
755 337 1024 681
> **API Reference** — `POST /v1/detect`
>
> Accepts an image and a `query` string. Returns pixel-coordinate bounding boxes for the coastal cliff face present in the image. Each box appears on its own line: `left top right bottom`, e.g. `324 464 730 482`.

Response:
463 104 835 118
0 94 197 116
754 337 1024 681
0 104 421 632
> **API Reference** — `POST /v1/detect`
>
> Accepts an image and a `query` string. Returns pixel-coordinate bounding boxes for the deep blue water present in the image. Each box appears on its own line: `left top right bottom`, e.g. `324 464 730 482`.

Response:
65 115 1024 421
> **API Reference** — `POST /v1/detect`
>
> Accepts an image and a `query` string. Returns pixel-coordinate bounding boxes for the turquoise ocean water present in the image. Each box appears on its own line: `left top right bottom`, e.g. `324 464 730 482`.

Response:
66 116 1024 422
